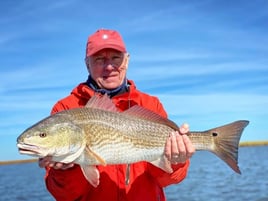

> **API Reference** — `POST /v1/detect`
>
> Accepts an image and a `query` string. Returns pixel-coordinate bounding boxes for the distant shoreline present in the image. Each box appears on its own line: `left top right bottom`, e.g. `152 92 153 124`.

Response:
1 141 267 165
0 158 38 165
239 141 268 147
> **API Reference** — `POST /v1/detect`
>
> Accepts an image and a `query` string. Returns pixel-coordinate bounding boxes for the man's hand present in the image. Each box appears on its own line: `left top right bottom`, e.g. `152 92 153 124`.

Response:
39 156 74 170
164 123 195 164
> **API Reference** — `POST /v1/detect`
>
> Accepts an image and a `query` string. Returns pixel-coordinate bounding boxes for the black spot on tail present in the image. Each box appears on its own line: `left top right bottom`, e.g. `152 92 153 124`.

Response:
212 132 218 137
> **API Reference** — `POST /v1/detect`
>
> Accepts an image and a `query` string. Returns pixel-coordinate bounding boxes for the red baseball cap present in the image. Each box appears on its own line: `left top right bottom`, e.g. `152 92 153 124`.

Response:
85 29 127 57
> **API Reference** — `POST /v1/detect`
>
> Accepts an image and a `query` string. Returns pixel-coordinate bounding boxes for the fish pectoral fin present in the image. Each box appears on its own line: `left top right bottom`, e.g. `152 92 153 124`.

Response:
85 146 107 166
151 155 173 173
80 165 100 188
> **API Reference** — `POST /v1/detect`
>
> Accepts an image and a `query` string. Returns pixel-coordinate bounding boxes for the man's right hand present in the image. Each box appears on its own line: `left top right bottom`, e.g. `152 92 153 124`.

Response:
39 156 74 170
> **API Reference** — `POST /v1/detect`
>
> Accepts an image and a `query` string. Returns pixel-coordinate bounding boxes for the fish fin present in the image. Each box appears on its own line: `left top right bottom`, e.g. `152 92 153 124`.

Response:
123 105 179 130
85 94 118 112
80 165 100 187
85 146 107 166
205 120 249 174
151 155 173 173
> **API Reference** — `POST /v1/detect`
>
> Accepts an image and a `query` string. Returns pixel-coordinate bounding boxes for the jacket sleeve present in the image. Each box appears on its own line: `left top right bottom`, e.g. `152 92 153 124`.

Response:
44 101 92 201
147 160 190 187
45 165 91 201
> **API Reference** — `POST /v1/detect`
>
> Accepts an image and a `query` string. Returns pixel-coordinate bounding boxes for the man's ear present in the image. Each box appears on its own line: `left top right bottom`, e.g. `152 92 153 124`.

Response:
86 64 91 74
124 53 130 69
85 58 92 74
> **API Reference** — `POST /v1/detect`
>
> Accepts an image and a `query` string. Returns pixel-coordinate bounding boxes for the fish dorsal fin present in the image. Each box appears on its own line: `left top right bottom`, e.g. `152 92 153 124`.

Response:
85 94 118 112
123 105 179 130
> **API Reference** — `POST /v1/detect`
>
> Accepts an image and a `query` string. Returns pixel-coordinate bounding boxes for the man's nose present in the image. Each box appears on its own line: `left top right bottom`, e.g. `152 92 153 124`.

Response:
103 62 115 70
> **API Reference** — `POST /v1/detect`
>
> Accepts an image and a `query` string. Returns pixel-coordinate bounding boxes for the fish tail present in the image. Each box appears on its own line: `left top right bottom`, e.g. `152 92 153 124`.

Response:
208 120 249 174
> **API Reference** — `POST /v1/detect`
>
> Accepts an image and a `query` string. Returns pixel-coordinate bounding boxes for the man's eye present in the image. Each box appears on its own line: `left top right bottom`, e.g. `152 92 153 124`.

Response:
112 56 123 65
112 56 122 62
95 57 104 62
112 55 122 60
94 58 105 65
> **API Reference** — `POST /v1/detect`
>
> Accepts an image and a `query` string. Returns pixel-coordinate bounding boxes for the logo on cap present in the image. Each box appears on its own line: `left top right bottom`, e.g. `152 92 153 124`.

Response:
102 34 108 39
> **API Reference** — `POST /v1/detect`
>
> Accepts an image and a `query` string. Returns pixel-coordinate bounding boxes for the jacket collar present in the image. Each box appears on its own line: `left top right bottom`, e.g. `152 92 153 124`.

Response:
86 75 128 97
71 79 138 100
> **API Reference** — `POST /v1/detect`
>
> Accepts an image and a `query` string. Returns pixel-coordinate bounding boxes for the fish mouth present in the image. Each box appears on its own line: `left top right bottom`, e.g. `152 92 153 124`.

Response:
17 143 42 156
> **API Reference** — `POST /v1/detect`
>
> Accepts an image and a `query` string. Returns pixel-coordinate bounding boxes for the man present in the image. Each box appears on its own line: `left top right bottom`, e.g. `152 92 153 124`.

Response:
39 29 195 201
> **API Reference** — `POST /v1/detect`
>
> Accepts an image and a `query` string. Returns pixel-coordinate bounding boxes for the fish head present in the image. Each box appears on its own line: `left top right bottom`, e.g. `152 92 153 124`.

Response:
17 113 86 161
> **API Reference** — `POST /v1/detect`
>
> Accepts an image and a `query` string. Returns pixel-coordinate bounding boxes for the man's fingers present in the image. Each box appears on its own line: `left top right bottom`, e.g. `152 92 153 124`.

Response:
167 126 195 164
171 132 179 155
179 123 189 134
39 156 53 168
182 135 195 158
164 134 172 160
39 157 74 170
176 133 186 158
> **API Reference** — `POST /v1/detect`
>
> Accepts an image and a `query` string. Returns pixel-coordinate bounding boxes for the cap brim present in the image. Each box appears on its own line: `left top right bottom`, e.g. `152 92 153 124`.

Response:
88 44 126 56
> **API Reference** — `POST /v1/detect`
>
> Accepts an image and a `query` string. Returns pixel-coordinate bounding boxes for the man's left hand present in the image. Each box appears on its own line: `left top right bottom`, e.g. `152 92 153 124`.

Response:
164 123 195 164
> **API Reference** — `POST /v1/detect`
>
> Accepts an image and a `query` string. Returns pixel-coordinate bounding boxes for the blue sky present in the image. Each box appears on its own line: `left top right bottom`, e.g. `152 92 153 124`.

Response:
1 0 267 161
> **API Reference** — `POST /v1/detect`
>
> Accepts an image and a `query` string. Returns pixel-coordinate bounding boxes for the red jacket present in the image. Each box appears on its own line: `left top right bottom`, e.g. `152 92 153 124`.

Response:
45 80 190 201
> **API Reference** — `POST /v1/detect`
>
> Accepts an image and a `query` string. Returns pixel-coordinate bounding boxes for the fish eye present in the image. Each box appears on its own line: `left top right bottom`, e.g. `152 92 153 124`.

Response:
39 132 47 138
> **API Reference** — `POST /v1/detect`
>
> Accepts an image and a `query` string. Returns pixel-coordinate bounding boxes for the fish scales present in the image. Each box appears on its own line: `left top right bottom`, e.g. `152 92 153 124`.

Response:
68 107 171 147
187 132 214 150
64 107 173 164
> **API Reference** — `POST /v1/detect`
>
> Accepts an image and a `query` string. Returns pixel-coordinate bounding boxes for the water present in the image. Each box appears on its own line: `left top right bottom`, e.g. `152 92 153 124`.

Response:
165 146 268 201
0 146 267 201
0 162 51 201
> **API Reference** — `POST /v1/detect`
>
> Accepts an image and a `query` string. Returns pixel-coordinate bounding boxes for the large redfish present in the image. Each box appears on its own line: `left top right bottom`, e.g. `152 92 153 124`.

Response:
17 94 249 186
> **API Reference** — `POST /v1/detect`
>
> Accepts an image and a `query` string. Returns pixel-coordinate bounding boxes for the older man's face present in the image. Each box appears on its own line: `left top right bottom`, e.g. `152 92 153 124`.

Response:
86 49 129 90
